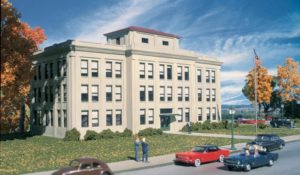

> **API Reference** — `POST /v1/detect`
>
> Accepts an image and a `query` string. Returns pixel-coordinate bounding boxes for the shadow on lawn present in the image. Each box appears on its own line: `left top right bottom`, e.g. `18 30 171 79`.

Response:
0 132 34 141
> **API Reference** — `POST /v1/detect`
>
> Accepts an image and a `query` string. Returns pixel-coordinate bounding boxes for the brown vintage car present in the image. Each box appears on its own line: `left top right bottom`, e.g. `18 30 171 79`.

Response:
52 157 114 175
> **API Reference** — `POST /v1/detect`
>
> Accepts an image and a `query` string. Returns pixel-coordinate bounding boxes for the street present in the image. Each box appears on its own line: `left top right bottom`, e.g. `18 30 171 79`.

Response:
117 141 300 175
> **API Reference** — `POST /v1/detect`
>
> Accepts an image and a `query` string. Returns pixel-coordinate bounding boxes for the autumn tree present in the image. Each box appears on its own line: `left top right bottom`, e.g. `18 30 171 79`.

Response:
277 58 300 102
242 57 273 115
1 0 46 134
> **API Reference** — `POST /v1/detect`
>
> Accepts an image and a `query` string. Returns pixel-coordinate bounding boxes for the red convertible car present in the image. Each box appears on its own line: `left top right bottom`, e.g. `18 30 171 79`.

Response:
175 145 230 167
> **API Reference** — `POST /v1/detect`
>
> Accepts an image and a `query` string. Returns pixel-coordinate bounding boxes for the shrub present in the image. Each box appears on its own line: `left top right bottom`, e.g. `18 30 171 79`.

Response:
221 120 229 129
121 128 133 137
211 122 220 129
84 130 98 141
258 123 268 129
201 120 211 130
181 125 188 132
64 128 80 141
138 128 163 136
192 122 202 131
98 129 115 139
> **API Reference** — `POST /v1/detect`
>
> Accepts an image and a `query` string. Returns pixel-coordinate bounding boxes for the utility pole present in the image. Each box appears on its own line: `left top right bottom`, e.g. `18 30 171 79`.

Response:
253 49 259 136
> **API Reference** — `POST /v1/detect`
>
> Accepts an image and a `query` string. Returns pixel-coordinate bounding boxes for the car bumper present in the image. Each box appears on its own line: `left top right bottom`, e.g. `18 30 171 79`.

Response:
174 158 193 164
224 163 245 169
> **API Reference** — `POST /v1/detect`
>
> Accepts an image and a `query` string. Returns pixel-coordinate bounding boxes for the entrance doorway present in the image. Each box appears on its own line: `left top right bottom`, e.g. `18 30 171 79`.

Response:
160 108 172 131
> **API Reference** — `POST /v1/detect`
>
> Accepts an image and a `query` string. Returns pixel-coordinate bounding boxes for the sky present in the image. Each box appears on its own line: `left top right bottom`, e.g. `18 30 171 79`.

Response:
11 0 300 105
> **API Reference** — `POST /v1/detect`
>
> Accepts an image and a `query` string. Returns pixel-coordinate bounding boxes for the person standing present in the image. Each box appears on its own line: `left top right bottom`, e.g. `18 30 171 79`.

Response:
141 137 149 163
134 136 140 162
187 121 192 134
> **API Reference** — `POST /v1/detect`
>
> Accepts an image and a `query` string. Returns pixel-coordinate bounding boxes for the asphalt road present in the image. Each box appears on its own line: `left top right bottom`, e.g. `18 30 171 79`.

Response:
116 141 300 175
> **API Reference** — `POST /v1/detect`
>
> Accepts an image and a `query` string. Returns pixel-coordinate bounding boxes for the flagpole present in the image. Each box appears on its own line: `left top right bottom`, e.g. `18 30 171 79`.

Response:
253 49 258 136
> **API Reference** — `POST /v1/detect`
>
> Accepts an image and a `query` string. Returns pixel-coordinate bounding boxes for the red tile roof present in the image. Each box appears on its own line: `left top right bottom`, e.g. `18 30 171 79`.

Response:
104 26 181 39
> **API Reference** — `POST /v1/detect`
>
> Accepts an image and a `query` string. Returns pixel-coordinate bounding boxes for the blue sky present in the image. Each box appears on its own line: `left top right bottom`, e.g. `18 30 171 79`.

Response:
11 0 300 105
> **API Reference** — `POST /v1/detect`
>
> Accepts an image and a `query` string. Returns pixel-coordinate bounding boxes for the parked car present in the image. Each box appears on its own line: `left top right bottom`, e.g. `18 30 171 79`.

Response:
270 118 295 128
246 134 285 152
223 150 279 171
52 157 114 175
240 119 266 124
174 145 230 167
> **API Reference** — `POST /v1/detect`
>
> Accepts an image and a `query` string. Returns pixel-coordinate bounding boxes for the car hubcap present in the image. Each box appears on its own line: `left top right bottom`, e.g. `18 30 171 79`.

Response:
219 155 224 162
269 160 273 166
194 159 201 167
246 164 251 171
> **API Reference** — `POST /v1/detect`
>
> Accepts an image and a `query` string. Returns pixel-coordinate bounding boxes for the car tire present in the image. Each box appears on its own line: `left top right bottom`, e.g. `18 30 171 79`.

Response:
244 164 251 172
102 172 110 175
268 159 274 166
227 165 233 171
194 159 201 167
279 144 284 149
219 155 225 162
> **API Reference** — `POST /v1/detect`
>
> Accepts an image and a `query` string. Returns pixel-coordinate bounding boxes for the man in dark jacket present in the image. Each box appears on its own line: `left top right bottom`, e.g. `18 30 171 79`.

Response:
141 137 149 163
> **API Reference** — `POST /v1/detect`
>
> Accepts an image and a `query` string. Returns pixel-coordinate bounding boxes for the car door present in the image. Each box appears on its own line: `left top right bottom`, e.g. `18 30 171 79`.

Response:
77 163 93 175
90 162 102 175
206 147 218 162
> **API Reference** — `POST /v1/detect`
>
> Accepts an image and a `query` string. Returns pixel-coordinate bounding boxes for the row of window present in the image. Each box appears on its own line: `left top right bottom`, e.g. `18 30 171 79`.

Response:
32 84 67 103
33 109 67 127
81 109 122 127
81 85 122 102
81 60 122 78
34 60 67 80
141 37 169 46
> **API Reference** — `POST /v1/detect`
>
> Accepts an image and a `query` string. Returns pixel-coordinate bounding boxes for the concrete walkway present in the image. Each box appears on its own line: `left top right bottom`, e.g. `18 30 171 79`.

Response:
164 131 256 139
22 134 300 175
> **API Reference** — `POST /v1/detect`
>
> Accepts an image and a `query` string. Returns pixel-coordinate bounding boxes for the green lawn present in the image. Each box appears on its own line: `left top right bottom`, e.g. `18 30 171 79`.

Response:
0 134 248 175
195 125 300 136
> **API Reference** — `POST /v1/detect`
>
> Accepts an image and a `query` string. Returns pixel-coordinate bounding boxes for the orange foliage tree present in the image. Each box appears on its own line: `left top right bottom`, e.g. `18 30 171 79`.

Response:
277 58 300 102
243 58 273 115
1 0 46 134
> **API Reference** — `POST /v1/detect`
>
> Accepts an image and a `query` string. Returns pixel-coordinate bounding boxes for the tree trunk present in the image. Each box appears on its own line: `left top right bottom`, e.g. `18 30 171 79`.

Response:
19 98 25 134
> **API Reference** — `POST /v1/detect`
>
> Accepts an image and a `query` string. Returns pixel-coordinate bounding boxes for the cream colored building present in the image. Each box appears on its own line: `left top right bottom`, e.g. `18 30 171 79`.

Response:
30 26 222 138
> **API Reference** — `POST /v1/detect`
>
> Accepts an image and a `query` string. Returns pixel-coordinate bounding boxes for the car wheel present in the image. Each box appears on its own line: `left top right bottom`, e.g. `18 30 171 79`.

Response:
219 155 225 162
102 172 110 175
244 164 251 172
194 159 201 167
268 159 274 166
279 144 284 149
227 165 233 171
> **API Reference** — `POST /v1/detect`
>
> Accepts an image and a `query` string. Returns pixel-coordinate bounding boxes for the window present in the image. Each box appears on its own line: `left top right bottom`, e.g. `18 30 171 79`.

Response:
49 86 53 102
159 65 165 79
142 38 148 43
198 88 202 102
63 60 67 76
38 110 42 126
177 87 183 101
58 110 61 127
140 86 146 101
139 63 145 78
160 86 165 101
91 61 98 77
116 110 122 125
115 62 121 78
115 86 122 101
148 86 154 101
106 110 112 126
140 109 146 125
167 86 172 101
184 66 189 80
185 108 190 122
206 108 211 120
167 65 172 80
92 85 99 102
63 110 67 128
212 89 216 102
148 63 153 78
57 85 61 102
162 41 169 46
33 88 37 103
198 108 202 121
81 60 88 76
45 86 48 102
33 110 37 125
34 66 37 80
206 89 210 101
50 110 53 126
148 109 154 124
81 85 88 102
92 110 99 127
45 63 48 79
206 70 210 83
50 63 54 78
45 110 49 126
81 110 89 127
212 107 216 120
38 65 41 80
106 61 112 77
57 60 61 77
177 66 183 80
184 87 189 101
197 69 201 82
116 37 120 45
212 70 216 83
106 85 112 101
178 108 183 122
38 88 41 102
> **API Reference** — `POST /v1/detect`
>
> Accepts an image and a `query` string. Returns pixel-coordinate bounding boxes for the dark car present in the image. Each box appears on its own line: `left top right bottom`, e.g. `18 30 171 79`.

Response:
223 150 278 171
270 118 295 128
52 157 114 175
247 134 285 152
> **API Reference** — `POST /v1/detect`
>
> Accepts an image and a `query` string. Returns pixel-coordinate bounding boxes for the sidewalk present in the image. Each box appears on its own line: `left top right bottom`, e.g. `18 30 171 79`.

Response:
164 131 256 139
22 134 300 175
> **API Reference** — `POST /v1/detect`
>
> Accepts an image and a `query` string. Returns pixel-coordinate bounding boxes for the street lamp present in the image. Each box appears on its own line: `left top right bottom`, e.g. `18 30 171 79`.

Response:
281 104 284 119
229 108 236 150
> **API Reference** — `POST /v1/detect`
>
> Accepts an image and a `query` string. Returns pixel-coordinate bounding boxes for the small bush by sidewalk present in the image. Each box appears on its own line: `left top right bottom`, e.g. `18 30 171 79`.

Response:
138 128 163 136
63 128 80 141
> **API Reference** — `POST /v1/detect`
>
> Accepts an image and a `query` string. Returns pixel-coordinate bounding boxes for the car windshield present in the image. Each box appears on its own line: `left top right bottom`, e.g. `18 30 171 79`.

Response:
256 135 270 141
192 146 206 152
69 160 80 167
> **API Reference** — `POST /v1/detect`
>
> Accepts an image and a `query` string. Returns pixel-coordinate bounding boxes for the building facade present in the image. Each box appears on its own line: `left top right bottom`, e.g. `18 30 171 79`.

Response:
30 26 222 138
